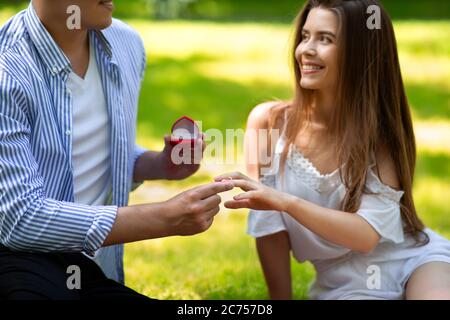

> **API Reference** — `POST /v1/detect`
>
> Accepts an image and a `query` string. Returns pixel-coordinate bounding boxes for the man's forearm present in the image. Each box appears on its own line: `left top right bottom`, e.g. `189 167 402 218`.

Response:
133 150 165 182
102 201 173 247
102 181 233 246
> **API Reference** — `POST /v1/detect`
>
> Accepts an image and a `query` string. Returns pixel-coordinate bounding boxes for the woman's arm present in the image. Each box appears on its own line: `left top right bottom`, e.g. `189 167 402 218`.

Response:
283 196 380 254
244 102 293 299
218 149 401 253
215 172 381 254
284 150 400 253
256 232 293 299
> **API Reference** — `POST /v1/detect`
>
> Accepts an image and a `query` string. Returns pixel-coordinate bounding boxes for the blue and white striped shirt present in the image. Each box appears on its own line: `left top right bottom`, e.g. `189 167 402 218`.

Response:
0 4 148 283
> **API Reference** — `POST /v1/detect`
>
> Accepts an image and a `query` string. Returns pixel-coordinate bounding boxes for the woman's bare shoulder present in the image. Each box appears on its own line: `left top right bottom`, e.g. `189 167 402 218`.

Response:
374 144 401 190
247 101 288 130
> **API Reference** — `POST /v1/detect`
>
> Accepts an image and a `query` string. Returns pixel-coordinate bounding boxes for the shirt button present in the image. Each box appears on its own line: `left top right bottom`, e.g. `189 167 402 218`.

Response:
52 66 58 74
65 130 71 136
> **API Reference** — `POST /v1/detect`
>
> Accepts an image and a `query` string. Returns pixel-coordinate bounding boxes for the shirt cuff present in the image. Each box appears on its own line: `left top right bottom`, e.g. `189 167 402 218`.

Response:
134 144 148 164
83 205 118 256
131 144 149 189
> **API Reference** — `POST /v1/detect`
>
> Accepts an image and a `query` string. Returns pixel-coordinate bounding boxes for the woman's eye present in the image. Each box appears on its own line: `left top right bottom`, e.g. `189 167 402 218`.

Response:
321 36 332 44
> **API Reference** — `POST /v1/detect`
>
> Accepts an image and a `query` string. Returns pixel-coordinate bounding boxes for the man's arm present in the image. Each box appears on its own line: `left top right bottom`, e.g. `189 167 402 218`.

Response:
0 71 117 255
102 181 233 246
133 150 166 182
0 71 233 252
133 135 205 182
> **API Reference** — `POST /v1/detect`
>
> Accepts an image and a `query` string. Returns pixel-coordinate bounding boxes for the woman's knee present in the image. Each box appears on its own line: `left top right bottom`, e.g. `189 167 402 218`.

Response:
406 262 450 300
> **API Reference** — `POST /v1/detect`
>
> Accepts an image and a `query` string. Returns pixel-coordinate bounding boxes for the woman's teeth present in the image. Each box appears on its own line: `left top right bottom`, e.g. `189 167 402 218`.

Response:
302 65 324 70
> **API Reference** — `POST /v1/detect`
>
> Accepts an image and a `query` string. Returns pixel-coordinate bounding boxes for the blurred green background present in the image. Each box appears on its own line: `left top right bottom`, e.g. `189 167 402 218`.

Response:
1 0 449 299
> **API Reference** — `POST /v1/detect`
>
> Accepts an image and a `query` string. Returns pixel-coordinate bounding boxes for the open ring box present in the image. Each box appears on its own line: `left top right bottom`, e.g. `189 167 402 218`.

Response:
170 116 201 147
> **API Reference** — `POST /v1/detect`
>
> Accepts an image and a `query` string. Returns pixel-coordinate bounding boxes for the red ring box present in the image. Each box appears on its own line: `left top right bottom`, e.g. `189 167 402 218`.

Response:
170 116 200 146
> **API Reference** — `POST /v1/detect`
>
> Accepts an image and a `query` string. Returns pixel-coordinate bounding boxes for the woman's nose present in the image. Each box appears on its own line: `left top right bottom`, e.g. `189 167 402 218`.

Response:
300 41 317 56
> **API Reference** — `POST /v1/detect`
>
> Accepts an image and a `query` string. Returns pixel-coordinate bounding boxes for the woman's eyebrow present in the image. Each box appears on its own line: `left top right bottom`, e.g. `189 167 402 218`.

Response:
302 28 336 38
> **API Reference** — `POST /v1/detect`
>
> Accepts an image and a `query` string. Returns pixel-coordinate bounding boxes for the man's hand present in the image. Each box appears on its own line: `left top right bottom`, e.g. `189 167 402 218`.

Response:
102 181 234 246
133 134 206 182
214 172 293 212
159 134 206 180
163 181 233 236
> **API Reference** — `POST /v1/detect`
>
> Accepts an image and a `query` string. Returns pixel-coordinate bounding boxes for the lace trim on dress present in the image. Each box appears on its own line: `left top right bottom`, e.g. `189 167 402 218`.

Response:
366 165 405 204
286 144 342 193
260 174 276 188
284 142 404 202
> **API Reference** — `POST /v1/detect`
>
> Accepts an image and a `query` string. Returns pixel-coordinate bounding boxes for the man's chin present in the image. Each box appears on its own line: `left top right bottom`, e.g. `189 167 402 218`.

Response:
89 17 113 30
95 19 112 30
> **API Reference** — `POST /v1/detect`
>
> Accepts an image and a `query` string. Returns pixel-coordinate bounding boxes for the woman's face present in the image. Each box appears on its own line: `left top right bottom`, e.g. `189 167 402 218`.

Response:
295 8 339 91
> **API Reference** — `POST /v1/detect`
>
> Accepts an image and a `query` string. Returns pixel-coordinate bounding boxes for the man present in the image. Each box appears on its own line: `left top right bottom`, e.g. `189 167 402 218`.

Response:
0 0 232 299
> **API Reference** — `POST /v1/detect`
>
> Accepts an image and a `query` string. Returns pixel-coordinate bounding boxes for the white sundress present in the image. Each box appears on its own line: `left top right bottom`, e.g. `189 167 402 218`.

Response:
247 135 450 300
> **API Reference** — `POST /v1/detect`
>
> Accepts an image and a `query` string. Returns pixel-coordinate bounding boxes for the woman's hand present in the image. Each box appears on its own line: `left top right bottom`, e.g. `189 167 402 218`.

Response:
214 172 294 212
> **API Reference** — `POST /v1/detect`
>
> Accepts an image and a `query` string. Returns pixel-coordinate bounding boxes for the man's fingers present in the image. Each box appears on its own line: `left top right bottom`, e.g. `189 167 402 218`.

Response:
214 171 249 182
193 181 233 199
200 194 222 210
201 139 206 152
202 206 220 219
164 134 171 145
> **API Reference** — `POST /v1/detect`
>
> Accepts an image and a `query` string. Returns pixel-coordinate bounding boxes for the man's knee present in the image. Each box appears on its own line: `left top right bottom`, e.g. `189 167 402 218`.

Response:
0 249 80 300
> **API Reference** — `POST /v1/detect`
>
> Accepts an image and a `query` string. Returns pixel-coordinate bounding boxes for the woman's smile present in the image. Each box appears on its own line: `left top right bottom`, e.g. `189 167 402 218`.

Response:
301 62 325 75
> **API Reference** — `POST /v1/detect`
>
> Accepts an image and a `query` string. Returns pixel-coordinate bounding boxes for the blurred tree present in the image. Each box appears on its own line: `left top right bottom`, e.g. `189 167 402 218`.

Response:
147 0 197 19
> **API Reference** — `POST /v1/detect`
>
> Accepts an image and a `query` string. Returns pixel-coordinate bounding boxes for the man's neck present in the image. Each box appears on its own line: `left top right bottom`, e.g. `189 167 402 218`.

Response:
33 2 90 78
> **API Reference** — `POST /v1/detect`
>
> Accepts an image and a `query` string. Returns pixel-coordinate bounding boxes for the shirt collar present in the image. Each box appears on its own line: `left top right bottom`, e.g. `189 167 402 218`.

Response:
24 3 116 75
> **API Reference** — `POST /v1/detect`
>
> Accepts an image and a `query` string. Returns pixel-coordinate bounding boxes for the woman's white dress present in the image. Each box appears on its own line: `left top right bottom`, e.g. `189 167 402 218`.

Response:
247 136 450 300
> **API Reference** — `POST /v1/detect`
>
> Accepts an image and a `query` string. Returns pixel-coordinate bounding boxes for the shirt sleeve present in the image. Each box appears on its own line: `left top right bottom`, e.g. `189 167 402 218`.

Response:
129 34 148 192
356 169 405 244
247 175 287 238
130 144 149 191
139 37 147 84
0 70 117 255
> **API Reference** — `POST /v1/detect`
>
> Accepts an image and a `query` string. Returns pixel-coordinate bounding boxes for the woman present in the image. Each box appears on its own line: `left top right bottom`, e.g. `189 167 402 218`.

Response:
216 0 450 299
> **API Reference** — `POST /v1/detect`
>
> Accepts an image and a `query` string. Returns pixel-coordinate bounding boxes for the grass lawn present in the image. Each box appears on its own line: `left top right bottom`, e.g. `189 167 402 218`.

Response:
124 19 450 299
0 10 449 299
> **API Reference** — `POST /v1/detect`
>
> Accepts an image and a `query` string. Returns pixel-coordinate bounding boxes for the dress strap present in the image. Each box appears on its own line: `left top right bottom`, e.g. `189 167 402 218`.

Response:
369 151 377 169
280 108 289 138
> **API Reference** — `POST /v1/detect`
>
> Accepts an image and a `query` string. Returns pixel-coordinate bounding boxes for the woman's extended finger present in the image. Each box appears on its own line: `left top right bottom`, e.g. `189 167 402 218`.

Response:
224 199 251 209
230 179 256 192
233 191 256 201
214 171 249 182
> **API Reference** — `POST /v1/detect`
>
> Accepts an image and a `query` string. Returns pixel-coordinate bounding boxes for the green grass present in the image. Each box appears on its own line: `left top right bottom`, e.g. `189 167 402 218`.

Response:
124 212 315 299
0 8 449 300
125 19 450 299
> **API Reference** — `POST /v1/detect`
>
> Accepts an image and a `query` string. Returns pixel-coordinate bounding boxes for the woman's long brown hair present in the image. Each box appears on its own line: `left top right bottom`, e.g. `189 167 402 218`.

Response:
269 0 427 243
